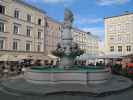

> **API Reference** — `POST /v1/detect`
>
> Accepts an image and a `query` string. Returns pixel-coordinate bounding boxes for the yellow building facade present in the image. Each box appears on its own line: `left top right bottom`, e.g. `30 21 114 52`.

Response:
104 13 133 56
45 17 62 55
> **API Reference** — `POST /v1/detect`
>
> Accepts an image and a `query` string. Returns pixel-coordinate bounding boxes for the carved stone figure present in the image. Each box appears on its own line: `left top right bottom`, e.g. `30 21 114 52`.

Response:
52 8 84 69
63 8 74 29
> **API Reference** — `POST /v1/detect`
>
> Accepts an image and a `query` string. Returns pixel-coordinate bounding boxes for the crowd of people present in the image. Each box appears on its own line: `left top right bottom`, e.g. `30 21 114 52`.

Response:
0 60 32 77
0 60 60 77
0 59 115 78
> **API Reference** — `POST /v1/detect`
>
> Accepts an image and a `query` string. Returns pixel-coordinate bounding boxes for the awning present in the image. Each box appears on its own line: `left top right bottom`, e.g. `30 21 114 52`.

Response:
122 53 133 57
0 54 18 61
76 53 98 60
47 54 58 59
33 55 48 60
16 55 32 60
98 53 123 59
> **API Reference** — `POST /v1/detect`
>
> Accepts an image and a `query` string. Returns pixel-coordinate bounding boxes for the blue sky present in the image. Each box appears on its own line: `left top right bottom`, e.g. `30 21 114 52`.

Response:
23 0 133 41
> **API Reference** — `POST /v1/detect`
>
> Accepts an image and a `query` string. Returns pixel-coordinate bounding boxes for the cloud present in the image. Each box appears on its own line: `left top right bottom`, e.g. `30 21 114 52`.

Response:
23 0 76 6
97 0 131 6
43 0 75 4
81 27 104 39
24 0 39 3
75 17 102 25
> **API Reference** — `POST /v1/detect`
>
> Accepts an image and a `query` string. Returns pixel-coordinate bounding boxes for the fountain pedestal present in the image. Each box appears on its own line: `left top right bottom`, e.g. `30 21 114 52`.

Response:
60 56 74 68
24 68 111 84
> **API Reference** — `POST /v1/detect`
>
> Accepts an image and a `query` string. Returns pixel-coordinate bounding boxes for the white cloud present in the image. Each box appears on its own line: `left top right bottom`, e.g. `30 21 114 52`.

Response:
75 17 102 25
82 27 104 34
43 0 75 4
81 27 105 46
24 0 39 3
81 27 104 39
97 0 131 6
24 0 76 6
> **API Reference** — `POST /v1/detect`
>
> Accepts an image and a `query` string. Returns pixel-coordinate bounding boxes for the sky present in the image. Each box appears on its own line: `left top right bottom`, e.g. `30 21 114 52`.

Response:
23 0 133 41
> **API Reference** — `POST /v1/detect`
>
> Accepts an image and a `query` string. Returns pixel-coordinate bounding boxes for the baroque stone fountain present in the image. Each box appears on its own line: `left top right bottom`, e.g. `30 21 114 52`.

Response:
24 8 111 84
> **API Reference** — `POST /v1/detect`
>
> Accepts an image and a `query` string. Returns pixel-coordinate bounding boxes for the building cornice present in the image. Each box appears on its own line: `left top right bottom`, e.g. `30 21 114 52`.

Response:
13 0 46 14
0 13 45 27
0 50 45 54
104 12 133 19
47 16 62 25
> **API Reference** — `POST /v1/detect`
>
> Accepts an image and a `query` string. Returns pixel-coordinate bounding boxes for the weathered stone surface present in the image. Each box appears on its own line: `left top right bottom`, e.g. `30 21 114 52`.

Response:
24 68 111 84
1 75 132 96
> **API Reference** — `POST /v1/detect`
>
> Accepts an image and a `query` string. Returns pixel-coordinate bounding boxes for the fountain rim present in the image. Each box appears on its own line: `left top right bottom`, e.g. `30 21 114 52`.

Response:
28 67 110 73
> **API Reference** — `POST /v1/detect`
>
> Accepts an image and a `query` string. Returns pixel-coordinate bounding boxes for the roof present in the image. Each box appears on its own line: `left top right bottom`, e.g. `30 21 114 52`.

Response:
104 12 133 19
13 0 46 14
72 27 87 34
72 28 99 39
47 16 62 25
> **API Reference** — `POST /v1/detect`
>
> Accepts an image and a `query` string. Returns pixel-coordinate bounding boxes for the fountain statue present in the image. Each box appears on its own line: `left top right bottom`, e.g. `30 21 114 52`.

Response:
52 8 84 69
24 8 111 85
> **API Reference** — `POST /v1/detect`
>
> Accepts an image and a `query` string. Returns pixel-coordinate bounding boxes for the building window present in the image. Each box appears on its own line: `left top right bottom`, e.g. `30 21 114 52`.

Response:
27 14 31 22
14 10 19 19
13 24 19 34
38 19 41 25
110 46 114 52
0 39 4 49
26 42 31 51
38 31 41 39
0 22 4 32
27 27 31 37
118 46 122 52
37 44 41 52
13 40 18 50
0 5 5 14
59 26 61 31
127 45 131 52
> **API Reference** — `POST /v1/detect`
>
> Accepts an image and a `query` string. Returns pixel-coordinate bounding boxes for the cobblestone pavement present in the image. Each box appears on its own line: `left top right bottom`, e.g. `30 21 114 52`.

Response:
0 87 133 100
0 75 133 100
1 75 133 95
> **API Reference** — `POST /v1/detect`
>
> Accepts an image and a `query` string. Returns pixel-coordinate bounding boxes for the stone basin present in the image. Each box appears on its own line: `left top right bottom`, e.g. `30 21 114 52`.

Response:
24 66 111 84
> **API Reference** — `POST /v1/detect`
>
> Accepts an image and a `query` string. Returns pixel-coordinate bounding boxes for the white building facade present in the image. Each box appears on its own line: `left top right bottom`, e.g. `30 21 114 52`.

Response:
0 0 47 59
104 13 133 56
72 28 99 55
